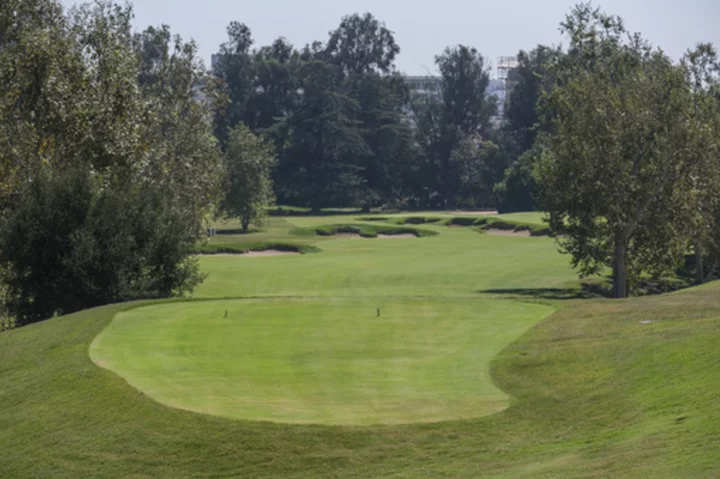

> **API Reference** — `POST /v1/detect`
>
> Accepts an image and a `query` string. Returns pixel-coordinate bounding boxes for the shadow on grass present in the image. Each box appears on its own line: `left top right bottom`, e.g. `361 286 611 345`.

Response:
478 288 596 300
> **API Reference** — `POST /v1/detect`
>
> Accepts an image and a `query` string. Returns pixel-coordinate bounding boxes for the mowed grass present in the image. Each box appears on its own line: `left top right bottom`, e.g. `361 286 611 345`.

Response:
2 213 720 477
2 287 720 477
195 215 575 298
90 298 552 425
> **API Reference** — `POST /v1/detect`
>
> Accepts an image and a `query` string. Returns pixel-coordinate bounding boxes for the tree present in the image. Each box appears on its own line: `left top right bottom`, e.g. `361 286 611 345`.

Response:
681 44 720 284
505 46 557 153
495 46 557 213
536 3 696 298
327 13 412 210
250 38 301 134
412 45 497 208
277 59 369 212
0 0 223 323
495 139 545 213
0 167 204 325
132 23 225 224
325 12 400 76
213 22 256 145
222 125 276 230
0 0 83 212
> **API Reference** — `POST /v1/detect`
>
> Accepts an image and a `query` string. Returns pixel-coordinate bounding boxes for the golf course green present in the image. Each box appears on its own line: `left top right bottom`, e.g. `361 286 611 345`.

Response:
2 212 719 477
91 298 552 425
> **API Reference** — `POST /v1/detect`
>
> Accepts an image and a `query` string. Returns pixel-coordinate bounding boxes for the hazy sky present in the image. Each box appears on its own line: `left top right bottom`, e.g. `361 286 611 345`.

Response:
60 0 719 75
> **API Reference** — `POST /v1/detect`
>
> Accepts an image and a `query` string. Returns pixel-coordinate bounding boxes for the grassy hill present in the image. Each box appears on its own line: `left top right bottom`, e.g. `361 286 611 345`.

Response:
1 213 719 478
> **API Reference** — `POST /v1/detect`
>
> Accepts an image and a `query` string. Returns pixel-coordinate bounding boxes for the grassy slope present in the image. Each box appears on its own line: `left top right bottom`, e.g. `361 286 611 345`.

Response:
2 214 719 477
2 287 719 477
90 298 552 425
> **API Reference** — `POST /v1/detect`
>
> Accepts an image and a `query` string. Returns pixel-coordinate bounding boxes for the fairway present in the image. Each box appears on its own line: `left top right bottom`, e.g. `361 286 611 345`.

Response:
193 213 576 299
91 298 553 425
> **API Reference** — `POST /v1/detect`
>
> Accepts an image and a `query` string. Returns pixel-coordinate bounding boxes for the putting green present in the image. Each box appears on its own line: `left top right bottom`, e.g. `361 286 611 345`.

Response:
91 298 553 425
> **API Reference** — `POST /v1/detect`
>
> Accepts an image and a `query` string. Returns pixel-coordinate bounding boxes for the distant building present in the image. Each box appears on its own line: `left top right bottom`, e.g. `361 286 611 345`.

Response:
494 56 519 119
403 65 517 121
211 54 221 72
405 75 442 102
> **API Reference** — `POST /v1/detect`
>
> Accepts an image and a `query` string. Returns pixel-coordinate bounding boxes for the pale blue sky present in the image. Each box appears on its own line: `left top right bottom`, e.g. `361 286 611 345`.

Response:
61 0 719 75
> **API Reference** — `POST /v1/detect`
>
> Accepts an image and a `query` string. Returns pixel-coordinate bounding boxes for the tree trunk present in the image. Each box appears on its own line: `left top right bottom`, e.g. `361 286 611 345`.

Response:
613 234 628 299
241 216 250 231
694 239 705 284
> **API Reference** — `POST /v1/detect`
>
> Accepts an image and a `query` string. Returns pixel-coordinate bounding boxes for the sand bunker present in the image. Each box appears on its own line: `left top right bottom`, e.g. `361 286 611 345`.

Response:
449 210 498 216
200 250 300 257
333 233 364 238
377 234 417 239
331 233 417 239
243 250 300 257
485 229 532 237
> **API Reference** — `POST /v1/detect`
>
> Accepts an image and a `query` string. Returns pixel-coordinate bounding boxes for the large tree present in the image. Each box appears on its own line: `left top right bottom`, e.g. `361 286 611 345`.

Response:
277 59 369 212
0 0 222 323
327 13 413 210
682 44 720 283
222 125 276 230
325 12 399 76
413 45 497 208
505 45 557 153
250 38 301 135
537 4 696 298
213 21 256 145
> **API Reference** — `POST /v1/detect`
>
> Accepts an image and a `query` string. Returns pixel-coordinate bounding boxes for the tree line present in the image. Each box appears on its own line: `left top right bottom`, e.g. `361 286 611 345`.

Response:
1 0 719 329
212 4 720 299
213 14 511 215
1 0 222 324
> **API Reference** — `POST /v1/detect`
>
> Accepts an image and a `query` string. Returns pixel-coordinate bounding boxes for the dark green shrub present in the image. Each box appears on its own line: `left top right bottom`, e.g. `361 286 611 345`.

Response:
447 217 478 226
0 169 204 325
402 217 443 225
195 243 321 255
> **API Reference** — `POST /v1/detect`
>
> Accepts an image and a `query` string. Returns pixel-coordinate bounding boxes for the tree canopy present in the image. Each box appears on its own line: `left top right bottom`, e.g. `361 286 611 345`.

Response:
537 3 699 298
0 0 222 323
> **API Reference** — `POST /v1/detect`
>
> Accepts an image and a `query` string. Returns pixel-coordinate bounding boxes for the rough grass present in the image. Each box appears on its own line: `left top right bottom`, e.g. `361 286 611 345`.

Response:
2 285 720 477
3 211 720 477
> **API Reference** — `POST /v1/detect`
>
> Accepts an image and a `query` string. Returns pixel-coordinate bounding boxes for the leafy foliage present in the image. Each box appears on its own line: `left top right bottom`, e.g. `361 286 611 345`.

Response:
0 168 203 325
537 3 697 297
411 46 497 208
221 125 277 230
0 0 222 323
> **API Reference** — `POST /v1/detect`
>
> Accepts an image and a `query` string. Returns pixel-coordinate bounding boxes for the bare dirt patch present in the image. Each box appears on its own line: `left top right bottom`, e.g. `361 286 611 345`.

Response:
485 229 532 237
377 234 417 239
